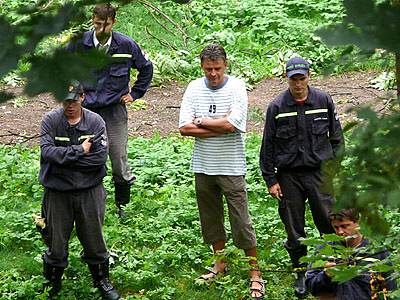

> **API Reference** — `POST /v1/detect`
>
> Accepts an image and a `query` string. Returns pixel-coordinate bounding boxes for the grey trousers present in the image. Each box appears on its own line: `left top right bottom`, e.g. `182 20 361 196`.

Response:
91 104 135 184
277 168 335 267
42 184 109 268
195 173 257 250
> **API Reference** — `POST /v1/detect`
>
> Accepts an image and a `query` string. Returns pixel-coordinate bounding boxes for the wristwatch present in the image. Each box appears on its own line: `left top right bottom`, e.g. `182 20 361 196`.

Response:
193 117 203 126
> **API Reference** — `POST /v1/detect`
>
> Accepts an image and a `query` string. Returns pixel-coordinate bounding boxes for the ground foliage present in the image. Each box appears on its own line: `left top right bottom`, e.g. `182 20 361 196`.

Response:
0 134 323 299
0 134 399 298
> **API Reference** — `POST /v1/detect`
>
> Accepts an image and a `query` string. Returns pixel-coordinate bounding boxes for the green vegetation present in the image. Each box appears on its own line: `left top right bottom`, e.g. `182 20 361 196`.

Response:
0 0 393 91
0 134 320 299
1 0 400 298
115 0 391 85
1 134 399 299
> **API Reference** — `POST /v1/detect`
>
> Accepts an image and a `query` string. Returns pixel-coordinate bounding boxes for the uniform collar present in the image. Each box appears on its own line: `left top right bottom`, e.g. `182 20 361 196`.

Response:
92 31 112 52
286 86 314 106
62 108 89 131
83 30 119 52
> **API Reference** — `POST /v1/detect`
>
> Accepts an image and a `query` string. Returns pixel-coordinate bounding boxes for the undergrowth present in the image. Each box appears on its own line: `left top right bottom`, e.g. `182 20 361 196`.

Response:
0 134 318 299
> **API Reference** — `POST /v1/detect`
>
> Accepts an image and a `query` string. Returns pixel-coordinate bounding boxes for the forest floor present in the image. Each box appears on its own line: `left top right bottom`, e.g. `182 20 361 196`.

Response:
0 71 396 145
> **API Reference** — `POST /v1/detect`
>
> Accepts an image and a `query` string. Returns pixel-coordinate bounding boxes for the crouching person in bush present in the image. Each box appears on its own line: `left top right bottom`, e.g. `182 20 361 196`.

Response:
178 44 264 300
305 208 396 300
38 83 120 300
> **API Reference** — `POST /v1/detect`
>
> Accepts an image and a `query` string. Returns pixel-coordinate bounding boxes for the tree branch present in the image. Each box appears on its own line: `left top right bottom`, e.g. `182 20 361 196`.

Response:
138 0 193 44
144 5 178 37
0 131 42 145
144 27 178 51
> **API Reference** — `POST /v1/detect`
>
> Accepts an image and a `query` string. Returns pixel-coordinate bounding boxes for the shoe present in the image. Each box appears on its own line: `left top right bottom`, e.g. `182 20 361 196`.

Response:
88 260 120 300
294 271 307 298
97 278 120 300
249 277 265 300
117 208 127 219
115 182 131 208
43 259 64 297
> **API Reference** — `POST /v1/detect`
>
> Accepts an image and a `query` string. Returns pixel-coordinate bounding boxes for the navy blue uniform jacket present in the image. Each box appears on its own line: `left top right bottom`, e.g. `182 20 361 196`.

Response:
39 108 108 191
260 87 344 187
306 239 396 300
66 31 153 108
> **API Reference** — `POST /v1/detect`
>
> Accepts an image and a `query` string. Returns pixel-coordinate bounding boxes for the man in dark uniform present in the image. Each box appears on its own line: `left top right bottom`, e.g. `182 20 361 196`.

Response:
306 208 396 299
259 57 344 297
66 4 153 217
39 83 120 300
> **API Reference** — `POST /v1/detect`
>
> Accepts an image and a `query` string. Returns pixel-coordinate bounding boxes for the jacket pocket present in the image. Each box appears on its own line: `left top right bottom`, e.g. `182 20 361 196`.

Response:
275 125 298 165
312 120 332 159
108 65 130 91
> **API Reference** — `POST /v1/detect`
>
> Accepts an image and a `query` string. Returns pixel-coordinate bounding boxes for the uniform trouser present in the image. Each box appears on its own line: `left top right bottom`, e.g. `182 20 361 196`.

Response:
42 184 109 268
277 169 334 267
195 173 257 250
91 104 135 185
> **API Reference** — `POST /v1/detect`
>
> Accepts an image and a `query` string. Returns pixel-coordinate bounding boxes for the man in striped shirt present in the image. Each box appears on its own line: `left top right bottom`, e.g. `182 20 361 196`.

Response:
259 57 344 297
179 44 264 300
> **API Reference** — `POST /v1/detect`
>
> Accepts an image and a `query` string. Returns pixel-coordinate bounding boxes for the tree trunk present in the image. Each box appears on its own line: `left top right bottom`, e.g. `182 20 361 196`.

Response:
396 52 400 104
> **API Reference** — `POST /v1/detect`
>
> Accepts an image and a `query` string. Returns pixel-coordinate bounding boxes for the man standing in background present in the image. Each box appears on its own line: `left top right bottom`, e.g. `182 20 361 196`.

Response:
259 57 344 297
67 3 153 217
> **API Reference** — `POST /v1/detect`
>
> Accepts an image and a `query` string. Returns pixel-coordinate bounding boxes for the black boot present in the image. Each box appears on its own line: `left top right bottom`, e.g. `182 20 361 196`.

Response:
88 260 120 300
43 260 64 297
114 182 131 218
294 271 307 298
286 244 308 297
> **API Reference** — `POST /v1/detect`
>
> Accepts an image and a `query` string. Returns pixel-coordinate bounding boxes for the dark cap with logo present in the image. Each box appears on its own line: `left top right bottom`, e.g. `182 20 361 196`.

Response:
286 57 310 78
64 82 84 101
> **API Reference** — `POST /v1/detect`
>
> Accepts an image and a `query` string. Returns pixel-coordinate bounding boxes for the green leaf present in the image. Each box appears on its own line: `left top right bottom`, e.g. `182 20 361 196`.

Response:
299 237 325 246
23 48 111 100
317 0 400 52
330 266 359 283
322 234 345 243
0 17 21 78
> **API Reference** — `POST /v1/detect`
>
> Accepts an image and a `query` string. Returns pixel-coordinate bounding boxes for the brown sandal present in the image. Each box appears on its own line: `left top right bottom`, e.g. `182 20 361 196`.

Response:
197 266 227 283
250 278 265 300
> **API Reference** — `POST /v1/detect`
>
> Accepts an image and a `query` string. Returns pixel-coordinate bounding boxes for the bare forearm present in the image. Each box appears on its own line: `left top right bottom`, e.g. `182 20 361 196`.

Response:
179 124 223 137
199 117 235 133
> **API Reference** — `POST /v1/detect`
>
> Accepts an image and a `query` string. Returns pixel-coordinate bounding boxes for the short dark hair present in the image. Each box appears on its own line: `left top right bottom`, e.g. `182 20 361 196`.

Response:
93 3 116 20
329 208 360 223
200 44 227 64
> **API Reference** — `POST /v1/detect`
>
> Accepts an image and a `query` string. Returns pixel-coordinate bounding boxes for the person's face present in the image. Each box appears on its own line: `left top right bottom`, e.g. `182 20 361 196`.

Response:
201 58 227 88
63 96 83 118
287 73 309 99
92 15 115 42
331 218 360 239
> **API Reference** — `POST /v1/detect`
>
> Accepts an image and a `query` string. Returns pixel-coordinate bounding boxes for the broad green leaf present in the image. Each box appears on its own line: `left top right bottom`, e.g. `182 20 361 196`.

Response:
23 48 111 100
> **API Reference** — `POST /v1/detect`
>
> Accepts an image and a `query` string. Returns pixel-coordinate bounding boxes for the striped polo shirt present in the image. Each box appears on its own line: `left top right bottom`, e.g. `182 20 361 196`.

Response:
179 76 248 175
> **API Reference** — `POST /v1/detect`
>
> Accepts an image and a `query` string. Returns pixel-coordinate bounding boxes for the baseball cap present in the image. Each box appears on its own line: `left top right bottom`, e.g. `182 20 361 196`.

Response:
286 57 310 78
64 82 84 101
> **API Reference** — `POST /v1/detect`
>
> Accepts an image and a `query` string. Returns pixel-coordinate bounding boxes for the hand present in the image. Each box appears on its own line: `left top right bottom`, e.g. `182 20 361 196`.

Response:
323 261 336 278
121 93 134 104
268 183 283 200
82 137 92 154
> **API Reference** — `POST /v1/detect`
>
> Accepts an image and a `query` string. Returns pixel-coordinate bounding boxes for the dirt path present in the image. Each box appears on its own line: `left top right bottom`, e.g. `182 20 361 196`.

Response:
0 72 394 145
